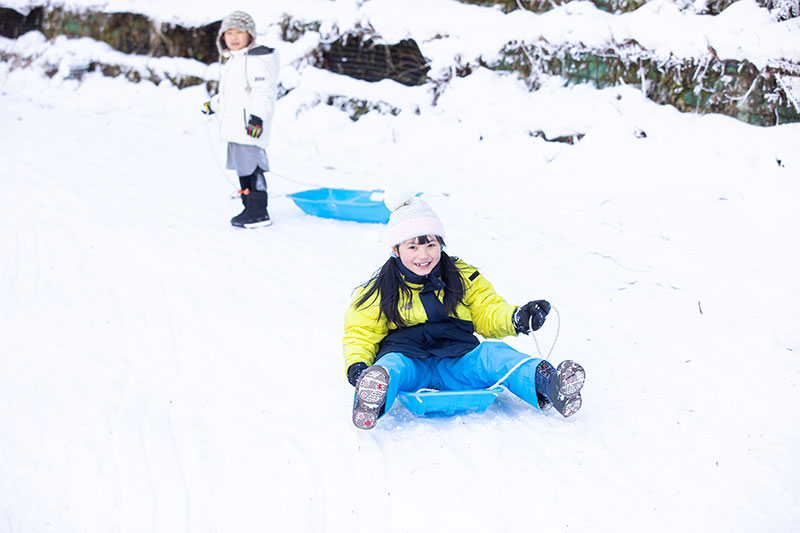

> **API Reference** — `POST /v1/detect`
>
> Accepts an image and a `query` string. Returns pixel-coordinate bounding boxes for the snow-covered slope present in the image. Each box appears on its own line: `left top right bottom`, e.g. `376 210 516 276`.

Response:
1 1 799 532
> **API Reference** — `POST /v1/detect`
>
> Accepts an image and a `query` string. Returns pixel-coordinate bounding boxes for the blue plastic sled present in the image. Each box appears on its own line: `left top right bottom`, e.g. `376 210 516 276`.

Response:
397 389 503 418
286 188 390 224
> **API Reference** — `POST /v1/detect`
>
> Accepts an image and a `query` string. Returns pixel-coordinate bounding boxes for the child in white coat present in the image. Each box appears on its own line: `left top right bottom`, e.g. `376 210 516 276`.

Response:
203 11 279 228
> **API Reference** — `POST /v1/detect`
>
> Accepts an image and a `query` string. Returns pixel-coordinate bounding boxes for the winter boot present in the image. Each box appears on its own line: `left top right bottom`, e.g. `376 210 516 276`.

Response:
352 366 390 430
230 189 271 228
534 361 554 411
535 360 585 417
230 175 251 220
237 175 252 209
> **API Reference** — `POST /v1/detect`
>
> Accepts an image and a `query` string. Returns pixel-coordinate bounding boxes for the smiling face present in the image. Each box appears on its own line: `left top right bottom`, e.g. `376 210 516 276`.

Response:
395 235 442 276
223 29 252 51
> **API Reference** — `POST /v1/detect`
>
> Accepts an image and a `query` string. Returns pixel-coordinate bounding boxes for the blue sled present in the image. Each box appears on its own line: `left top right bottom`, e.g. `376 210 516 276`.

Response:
397 389 502 418
286 188 390 224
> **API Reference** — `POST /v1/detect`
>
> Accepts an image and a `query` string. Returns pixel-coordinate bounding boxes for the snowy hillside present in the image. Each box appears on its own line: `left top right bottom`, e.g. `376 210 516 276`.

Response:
1 1 799 532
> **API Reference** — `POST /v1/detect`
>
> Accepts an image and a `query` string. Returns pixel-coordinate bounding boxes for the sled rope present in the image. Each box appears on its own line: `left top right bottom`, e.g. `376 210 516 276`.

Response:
204 117 325 199
532 305 560 360
267 170 326 190
205 116 238 189
487 305 561 390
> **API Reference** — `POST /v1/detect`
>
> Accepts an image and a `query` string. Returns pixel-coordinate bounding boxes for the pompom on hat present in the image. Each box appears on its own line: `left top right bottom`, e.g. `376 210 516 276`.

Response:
384 188 445 247
217 11 256 54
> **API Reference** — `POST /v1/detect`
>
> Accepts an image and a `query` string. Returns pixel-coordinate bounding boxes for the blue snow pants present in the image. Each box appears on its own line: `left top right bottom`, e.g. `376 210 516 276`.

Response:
376 341 544 418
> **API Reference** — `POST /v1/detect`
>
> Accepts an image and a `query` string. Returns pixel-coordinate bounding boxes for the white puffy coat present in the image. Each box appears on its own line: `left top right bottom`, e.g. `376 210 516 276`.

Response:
210 45 280 150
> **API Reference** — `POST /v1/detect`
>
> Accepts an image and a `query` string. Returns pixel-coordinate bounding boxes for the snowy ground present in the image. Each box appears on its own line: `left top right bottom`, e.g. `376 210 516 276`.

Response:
2 1 800 532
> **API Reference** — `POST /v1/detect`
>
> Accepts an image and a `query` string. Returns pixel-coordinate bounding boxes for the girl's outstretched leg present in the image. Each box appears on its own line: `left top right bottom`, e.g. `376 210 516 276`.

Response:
445 342 586 417
442 341 544 409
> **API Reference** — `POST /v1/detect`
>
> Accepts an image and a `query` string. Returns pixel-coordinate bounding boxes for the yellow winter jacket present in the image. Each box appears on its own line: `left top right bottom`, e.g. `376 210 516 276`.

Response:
343 259 518 374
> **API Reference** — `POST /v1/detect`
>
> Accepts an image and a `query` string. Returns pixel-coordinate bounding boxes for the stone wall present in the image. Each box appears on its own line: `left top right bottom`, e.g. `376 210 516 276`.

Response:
322 33 429 87
492 40 800 126
1 7 221 63
455 0 798 18
1 4 798 125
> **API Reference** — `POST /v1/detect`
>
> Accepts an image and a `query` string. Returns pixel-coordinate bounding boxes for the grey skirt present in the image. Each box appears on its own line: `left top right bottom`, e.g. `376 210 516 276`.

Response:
226 142 270 176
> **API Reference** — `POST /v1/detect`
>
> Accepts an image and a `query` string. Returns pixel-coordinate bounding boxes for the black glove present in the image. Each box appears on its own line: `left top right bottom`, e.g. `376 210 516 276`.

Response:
347 362 368 387
201 101 214 115
513 300 551 334
246 115 263 138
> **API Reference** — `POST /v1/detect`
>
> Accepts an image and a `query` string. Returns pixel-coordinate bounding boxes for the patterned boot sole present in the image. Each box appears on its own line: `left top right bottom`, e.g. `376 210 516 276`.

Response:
352 366 390 430
550 360 586 418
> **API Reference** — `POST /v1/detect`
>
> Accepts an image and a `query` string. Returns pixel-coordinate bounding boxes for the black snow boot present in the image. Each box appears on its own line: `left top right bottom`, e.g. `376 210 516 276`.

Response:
535 360 585 417
237 175 252 209
231 189 271 228
230 175 251 221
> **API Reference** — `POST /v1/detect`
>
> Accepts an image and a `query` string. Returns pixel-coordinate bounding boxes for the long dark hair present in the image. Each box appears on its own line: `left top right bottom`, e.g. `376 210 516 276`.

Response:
354 236 466 327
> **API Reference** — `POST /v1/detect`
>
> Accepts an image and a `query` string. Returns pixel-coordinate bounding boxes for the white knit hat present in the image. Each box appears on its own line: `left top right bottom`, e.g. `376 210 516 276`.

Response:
217 11 256 54
384 190 445 246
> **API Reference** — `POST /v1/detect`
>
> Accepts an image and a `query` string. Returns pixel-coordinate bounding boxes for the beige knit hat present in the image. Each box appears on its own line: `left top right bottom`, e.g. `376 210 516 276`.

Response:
384 190 445 246
217 11 256 54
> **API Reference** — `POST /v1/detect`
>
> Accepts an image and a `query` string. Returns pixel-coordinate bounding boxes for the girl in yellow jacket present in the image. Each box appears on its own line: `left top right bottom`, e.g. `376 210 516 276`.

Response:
343 193 586 430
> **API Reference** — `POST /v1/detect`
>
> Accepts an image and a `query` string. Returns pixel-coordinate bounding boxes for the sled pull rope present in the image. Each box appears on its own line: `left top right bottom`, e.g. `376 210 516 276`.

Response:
488 305 561 390
204 118 325 198
204 116 238 188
